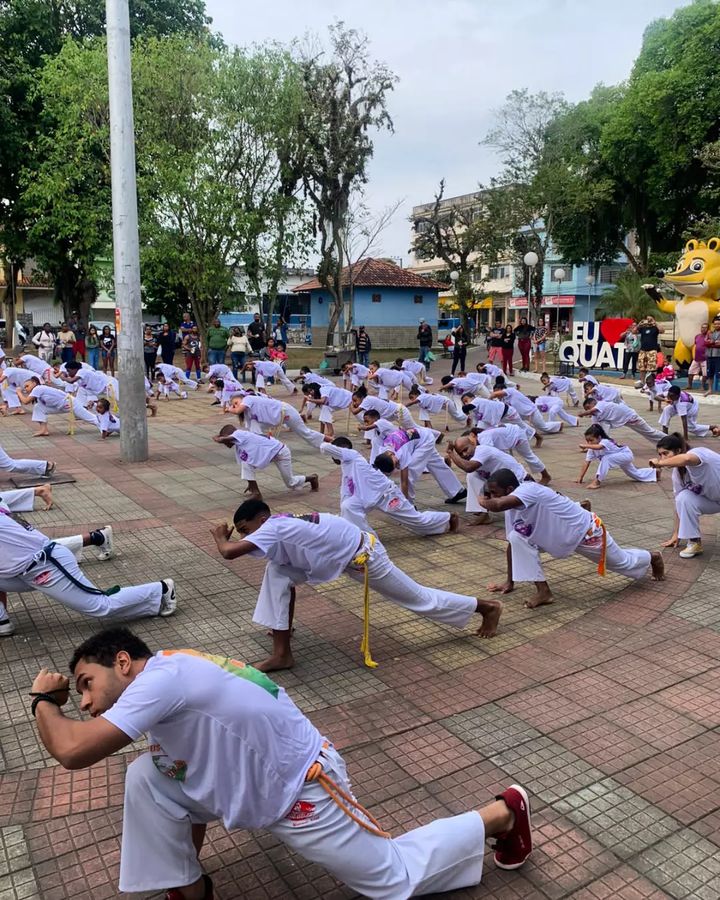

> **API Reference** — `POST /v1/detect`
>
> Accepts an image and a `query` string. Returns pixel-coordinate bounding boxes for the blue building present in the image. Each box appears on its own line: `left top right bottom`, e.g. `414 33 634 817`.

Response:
294 258 446 348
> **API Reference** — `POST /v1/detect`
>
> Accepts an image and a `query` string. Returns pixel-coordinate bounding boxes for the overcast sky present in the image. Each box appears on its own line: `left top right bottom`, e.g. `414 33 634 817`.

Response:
205 0 690 264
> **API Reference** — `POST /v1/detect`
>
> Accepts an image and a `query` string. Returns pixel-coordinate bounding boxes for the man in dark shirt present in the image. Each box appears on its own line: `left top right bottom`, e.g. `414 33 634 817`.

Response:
247 313 266 353
354 326 371 366
637 316 664 377
417 319 434 371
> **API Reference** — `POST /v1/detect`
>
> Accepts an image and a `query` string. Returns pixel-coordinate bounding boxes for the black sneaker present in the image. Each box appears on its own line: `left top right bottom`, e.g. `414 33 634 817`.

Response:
444 488 468 504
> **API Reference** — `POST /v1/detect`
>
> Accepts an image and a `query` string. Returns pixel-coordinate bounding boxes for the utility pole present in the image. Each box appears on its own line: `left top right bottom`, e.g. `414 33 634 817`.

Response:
106 0 148 462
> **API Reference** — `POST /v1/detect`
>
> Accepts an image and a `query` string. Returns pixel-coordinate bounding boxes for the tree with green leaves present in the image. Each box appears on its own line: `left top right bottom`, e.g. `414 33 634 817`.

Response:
595 271 670 323
296 23 397 346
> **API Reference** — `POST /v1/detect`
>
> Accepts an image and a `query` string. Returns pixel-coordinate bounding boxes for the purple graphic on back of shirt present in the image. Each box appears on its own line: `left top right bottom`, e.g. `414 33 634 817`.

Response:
513 519 534 537
346 477 355 496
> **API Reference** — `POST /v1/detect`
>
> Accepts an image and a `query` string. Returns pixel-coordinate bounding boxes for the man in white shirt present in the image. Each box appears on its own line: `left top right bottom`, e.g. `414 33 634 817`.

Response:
230 394 325 448
18 378 101 436
321 437 458 536
211 500 501 672
28 627 532 898
578 397 665 443
63 360 119 408
482 469 664 608
213 425 318 500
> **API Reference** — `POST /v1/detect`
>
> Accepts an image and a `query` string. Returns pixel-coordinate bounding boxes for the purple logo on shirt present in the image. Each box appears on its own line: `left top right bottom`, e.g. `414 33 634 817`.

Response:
346 477 356 496
239 450 249 461
537 403 548 413
513 519 534 538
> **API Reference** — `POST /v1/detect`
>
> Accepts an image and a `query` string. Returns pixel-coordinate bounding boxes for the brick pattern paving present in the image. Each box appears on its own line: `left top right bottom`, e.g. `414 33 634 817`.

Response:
1 349 719 899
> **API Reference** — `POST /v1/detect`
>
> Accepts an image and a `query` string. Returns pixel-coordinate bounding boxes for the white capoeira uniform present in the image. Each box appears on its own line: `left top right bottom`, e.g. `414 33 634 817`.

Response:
1 366 30 409
659 391 713 437
387 426 463 502
588 400 665 443
589 383 622 403
445 375 491 399
413 391 466 426
68 369 119 407
110 650 488 898
544 375 579 405
357 396 415 430
320 443 451 536
367 418 396 463
579 373 599 387
0 510 163 620
206 363 233 381
301 372 334 415
218 374 247 408
672 447 720 540
504 481 651 583
155 363 198 390
18 354 52 382
499 388 561 435
254 360 296 394
464 445 527 515
401 359 426 384
345 364 369 389
477 424 546 474
584 439 656 484
228 429 308 490
480 363 503 380
28 385 100 428
0 494 101 562
157 379 185 399
0 444 48 477
241 395 324 449
466 398 530 435
250 513 477 632
317 385 353 425
534 396 577 427
97 410 121 435
371 367 414 401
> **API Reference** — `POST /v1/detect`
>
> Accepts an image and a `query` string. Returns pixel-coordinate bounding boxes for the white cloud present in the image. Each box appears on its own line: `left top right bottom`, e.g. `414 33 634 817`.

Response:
205 0 691 261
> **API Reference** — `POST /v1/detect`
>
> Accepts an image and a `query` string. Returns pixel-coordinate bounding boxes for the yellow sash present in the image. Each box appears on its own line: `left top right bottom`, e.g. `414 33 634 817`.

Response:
350 533 378 668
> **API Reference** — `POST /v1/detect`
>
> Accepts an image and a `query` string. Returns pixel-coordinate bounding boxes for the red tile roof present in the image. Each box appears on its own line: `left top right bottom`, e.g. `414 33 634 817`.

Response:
293 258 447 292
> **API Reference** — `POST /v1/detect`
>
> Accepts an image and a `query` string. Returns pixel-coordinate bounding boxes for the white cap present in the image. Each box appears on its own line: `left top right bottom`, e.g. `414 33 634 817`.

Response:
419 318 425 323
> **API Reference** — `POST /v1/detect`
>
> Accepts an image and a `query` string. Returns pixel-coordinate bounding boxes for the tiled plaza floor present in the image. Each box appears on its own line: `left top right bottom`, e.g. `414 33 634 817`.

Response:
1 349 719 899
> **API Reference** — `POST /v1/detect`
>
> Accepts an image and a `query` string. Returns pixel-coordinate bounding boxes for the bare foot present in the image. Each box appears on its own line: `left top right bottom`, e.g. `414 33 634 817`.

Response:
535 434 543 447
467 512 492 526
448 512 460 533
650 551 665 581
10 409 26 415
540 471 552 485
308 474 319 491
587 480 601 490
33 430 50 437
711 426 720 437
254 653 295 673
476 597 503 637
488 580 514 594
525 589 554 609
35 485 53 510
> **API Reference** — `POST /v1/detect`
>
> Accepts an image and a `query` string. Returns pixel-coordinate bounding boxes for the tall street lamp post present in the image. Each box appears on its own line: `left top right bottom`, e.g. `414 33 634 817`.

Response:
523 251 539 325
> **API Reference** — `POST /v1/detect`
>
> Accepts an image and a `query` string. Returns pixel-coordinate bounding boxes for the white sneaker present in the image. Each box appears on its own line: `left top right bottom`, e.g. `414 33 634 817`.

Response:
0 619 16 637
181 391 188 400
95 526 114 560
679 542 703 559
159 579 177 616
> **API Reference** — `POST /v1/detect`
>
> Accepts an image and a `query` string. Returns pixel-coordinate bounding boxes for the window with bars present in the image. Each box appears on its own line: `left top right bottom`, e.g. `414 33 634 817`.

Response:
371 293 382 303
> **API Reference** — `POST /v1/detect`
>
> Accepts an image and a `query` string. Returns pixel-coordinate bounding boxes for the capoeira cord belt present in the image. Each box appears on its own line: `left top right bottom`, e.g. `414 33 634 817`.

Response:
587 514 607 576
27 542 120 595
66 399 75 436
351 533 378 669
107 383 119 413
305 742 390 838
271 403 288 438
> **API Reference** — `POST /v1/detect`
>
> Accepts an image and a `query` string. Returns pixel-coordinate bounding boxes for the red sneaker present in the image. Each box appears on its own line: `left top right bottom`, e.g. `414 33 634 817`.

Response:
493 784 533 870
166 874 213 900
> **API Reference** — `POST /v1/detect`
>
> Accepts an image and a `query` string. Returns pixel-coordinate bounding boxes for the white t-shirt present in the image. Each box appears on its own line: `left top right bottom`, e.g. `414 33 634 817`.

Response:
208 364 232 380
359 396 399 419
320 444 394 505
477 424 526 452
77 369 111 395
241 394 284 426
246 512 363 582
581 374 599 387
29 385 68 411
303 372 334 386
230 429 282 468
417 392 447 414
348 365 369 380
667 391 699 418
102 650 323 830
505 481 592 557
470 444 526 482
402 360 425 377
2 366 29 388
482 364 503 379
255 361 283 378
672 446 720 501
547 376 573 394
0 506 48 576
19 355 50 377
584 438 628 461
534 396 563 415
447 377 479 396
394 426 438 470
468 399 505 428
501 388 535 417
320 385 353 409
97 410 120 433
592 384 621 402
156 363 185 381
374 367 405 389
590 400 636 427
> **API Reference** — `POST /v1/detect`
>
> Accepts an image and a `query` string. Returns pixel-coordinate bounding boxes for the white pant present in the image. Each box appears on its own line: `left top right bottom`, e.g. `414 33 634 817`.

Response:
547 406 577 427
511 438 545 473
595 448 656 483
256 369 296 393
253 536 477 632
507 527 651 583
466 471 490 513
0 446 47 476
278 405 325 449
0 543 162 619
405 446 463 501
418 400 466 427
498 406 535 440
658 406 711 437
526 408 562 434
1 384 21 409
318 405 335 424
676 490 720 540
118 747 485 897
240 445 307 490
624 415 666 443
32 397 99 428
340 492 450 536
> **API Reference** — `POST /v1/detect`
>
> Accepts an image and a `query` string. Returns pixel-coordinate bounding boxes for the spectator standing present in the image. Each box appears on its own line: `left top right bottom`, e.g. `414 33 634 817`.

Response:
501 324 516 376
142 327 158 379
688 323 709 391
227 327 250 380
70 316 87 362
488 321 504 366
182 326 202 379
705 315 720 395
86 326 100 370
179 312 195 343
620 324 640 379
450 323 470 375
637 315 664 378
532 318 549 373
247 313 266 353
157 323 177 366
355 326 371 366
57 322 76 365
514 317 533 372
100 326 116 376
417 319 434 371
32 323 56 362
206 318 230 365
274 315 288 345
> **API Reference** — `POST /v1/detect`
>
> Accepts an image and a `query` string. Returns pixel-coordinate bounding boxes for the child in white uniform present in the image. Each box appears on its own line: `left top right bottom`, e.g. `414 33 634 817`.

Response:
214 425 318 500
321 438 456 536
0 443 53 477
540 372 579 406
533 395 578 428
406 385 466 429
341 361 370 390
155 362 198 392
650 433 720 559
18 378 100 436
0 366 31 413
368 364 414 400
477 425 551 483
250 360 297 394
492 381 562 435
373 425 467 504
63 362 119 408
301 383 353 438
483 469 664 608
462 397 532 436
230 394 325 448
441 374 491 399
575 425 657 489
351 387 416 429
16 353 53 383
96 399 121 438
583 381 622 403
29 629 532 898
579 397 666 443
358 411 397 463
659 386 720 439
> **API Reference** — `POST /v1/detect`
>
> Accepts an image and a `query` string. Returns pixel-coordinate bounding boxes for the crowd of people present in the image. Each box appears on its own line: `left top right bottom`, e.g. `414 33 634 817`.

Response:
3 318 720 900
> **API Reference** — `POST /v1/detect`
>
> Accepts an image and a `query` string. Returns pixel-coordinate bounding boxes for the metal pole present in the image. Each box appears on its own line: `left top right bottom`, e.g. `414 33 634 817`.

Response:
106 0 148 462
